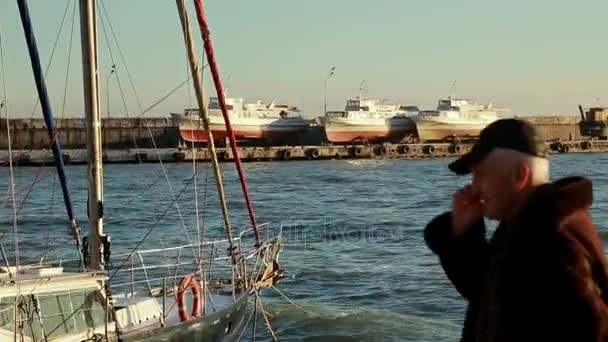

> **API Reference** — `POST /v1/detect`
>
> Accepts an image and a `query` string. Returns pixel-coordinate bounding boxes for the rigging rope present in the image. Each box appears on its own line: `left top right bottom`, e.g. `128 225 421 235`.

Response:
0 168 52 207
98 0 144 112
29 0 73 119
191 46 207 265
1 20 19 284
193 131 202 262
175 0 238 268
15 164 46 217
116 171 164 209
234 295 256 341
96 3 140 153
0 24 23 340
48 169 58 261
108 169 201 282
200 153 209 260
272 286 321 319
60 0 77 120
137 76 195 118
98 0 201 253
97 1 216 256
26 237 73 264
252 292 258 341
192 0 261 246
255 291 278 342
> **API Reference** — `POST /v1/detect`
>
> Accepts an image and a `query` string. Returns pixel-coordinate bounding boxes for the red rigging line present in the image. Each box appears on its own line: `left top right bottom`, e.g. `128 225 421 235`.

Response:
192 0 261 246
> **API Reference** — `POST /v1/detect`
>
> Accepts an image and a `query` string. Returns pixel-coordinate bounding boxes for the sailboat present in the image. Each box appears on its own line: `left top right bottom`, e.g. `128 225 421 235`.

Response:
1 0 285 341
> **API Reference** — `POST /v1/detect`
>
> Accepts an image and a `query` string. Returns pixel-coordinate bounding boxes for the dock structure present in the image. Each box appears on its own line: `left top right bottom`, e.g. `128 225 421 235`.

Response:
1 114 607 165
177 143 469 162
2 139 608 166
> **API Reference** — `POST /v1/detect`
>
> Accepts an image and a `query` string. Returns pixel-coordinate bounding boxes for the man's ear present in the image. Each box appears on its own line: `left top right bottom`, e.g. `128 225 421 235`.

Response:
513 162 531 191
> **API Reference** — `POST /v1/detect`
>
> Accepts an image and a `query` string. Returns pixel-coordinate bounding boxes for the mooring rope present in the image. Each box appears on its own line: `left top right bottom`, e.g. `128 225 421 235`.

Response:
255 291 278 342
272 286 321 319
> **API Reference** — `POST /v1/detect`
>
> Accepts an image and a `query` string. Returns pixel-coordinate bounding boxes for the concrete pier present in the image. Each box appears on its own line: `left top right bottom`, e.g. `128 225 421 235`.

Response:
0 117 179 150
0 148 179 165
178 139 608 162
2 139 607 166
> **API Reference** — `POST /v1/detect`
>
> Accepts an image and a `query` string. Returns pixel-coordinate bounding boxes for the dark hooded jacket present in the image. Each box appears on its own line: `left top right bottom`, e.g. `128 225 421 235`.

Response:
424 176 608 342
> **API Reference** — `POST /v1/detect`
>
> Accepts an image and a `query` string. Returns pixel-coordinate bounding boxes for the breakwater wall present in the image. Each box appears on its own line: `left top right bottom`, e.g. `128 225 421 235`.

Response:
519 115 584 141
0 114 591 152
0 117 180 150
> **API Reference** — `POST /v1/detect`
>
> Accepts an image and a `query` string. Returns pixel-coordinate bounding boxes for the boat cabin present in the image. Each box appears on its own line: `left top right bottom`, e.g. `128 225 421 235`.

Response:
0 266 109 341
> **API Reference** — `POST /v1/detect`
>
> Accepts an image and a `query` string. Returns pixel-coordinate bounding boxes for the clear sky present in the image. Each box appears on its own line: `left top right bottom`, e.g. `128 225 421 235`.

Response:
0 0 607 119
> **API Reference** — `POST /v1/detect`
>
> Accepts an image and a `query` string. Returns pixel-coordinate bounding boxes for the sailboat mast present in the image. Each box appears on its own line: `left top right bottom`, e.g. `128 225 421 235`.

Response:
80 0 106 270
175 0 238 266
191 0 261 246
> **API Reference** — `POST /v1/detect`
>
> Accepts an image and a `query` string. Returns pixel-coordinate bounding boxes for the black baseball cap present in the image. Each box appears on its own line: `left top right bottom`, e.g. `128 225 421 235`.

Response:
448 118 549 175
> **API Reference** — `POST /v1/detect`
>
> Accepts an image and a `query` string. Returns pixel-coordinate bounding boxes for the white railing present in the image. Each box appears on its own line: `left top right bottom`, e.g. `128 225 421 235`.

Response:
14 221 284 301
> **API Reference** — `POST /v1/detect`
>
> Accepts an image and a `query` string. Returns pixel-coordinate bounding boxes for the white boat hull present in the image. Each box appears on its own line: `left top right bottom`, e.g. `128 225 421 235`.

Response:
119 290 250 342
324 117 416 143
179 115 310 143
414 116 496 142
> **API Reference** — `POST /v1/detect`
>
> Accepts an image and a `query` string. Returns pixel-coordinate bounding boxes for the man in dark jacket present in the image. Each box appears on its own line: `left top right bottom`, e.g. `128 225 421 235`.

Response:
424 118 608 341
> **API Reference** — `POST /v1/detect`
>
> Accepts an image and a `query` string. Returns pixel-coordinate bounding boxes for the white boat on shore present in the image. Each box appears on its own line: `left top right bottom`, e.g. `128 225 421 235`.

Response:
179 97 310 144
323 96 418 144
414 97 501 142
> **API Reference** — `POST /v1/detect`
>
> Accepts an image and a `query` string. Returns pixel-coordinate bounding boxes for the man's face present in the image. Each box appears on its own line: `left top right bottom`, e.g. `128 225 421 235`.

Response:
470 152 517 220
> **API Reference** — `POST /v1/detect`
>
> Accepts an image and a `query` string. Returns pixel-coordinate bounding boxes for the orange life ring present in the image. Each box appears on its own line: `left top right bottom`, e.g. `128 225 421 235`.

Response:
176 275 203 322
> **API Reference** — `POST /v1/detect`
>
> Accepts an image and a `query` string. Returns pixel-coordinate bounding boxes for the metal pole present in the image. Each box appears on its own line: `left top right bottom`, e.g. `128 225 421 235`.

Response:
80 0 106 270
324 78 327 115
323 66 335 115
130 254 135 296
106 71 110 120
162 277 167 323
106 65 114 120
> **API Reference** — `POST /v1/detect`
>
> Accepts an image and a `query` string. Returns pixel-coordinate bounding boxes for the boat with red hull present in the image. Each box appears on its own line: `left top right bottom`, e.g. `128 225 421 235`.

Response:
179 97 310 144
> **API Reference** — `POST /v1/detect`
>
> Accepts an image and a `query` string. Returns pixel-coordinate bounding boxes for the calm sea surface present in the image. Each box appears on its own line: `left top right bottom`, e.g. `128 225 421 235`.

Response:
1 153 608 341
